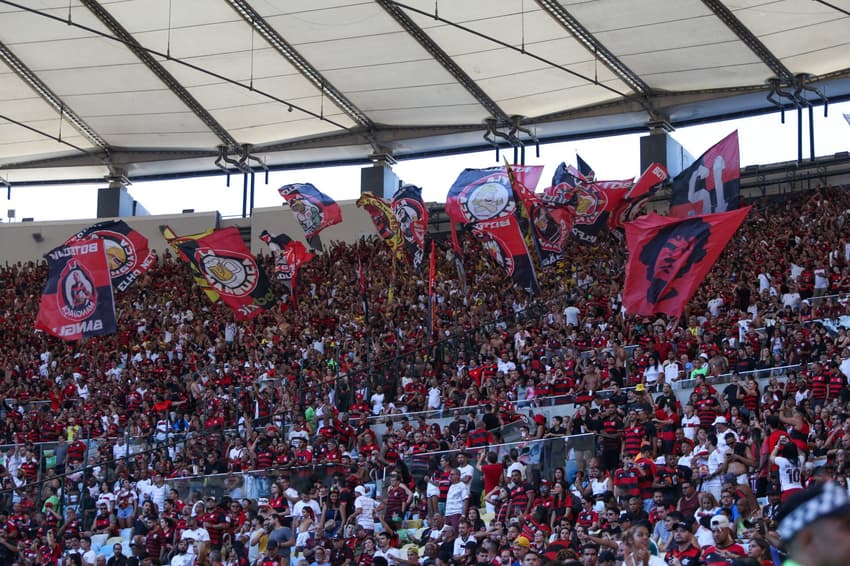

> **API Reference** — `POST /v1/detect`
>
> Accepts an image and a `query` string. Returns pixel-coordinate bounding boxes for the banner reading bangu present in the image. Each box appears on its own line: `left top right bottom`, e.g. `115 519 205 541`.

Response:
446 167 539 294
259 230 314 310
670 131 740 218
66 220 156 292
36 240 116 340
623 207 750 317
391 184 429 271
278 183 342 244
178 227 276 320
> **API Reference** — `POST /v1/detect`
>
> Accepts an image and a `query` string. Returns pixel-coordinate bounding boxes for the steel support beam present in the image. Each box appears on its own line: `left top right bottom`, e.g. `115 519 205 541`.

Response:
702 0 794 83
224 0 374 130
79 0 239 148
376 0 510 123
0 40 110 151
535 0 651 96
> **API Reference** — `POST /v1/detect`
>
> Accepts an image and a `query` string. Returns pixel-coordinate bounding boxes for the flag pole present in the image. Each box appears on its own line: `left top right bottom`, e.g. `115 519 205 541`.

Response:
427 241 435 344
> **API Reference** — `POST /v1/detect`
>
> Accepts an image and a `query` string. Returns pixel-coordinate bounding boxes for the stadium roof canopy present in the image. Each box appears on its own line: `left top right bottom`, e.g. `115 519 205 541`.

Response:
1 0 849 185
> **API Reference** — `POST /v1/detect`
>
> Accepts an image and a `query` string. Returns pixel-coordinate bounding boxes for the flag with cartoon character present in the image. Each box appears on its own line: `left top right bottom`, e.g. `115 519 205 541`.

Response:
36 240 116 340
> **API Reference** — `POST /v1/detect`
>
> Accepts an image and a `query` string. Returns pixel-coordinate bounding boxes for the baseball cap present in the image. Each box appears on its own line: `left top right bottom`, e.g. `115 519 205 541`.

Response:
709 515 730 530
514 536 530 548
354 486 366 495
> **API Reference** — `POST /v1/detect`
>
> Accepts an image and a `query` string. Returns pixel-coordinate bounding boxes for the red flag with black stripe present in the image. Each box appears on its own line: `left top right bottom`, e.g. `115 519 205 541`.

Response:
623 207 750 317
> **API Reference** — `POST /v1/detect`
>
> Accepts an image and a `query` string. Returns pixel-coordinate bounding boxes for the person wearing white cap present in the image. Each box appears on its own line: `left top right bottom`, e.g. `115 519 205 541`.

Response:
712 416 738 451
775 482 850 566
700 514 745 564
347 485 376 534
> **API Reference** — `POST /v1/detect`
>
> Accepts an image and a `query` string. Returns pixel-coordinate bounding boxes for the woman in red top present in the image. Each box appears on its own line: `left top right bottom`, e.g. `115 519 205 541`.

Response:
268 482 287 515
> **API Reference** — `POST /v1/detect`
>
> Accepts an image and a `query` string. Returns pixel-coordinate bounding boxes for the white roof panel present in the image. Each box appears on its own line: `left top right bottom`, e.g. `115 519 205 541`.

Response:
0 0 847 182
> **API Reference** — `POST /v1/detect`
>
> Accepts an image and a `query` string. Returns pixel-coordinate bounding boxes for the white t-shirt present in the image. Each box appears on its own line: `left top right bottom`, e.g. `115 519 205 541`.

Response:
564 306 581 326
427 387 442 409
663 360 680 382
181 527 211 543
681 415 701 441
458 464 475 485
707 297 724 317
374 546 406 566
453 535 477 559
354 495 376 530
814 268 829 290
444 482 469 516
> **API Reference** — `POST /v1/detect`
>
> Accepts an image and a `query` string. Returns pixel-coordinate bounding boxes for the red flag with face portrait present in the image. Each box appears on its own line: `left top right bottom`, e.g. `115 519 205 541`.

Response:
623 207 750 317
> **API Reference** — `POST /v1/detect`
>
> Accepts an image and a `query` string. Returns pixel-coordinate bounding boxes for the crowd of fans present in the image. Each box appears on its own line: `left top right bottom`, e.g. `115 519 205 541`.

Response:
0 187 848 566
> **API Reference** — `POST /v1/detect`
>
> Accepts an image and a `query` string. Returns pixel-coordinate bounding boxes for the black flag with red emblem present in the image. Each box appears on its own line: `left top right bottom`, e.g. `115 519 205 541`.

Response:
623 207 750 317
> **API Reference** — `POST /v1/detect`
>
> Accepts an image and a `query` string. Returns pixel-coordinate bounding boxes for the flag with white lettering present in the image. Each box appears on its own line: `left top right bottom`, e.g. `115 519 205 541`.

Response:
66 220 156 292
35 240 117 341
670 131 740 218
446 167 539 294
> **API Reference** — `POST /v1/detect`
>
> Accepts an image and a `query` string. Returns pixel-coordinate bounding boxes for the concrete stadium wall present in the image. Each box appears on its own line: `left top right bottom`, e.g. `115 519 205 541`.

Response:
0 211 220 265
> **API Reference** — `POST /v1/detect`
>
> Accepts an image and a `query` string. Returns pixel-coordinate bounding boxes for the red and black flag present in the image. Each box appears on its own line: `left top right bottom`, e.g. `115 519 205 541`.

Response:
391 184 429 271
550 163 628 245
577 153 596 181
259 230 314 311
623 207 750 317
507 164 565 268
608 162 670 229
177 227 276 320
357 192 404 259
550 161 587 189
35 239 117 341
670 131 740 218
278 183 342 249
446 167 539 294
66 220 156 292
161 226 221 304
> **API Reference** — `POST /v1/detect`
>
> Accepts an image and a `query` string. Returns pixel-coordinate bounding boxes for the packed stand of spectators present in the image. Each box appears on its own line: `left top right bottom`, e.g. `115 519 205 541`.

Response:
0 187 848 565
